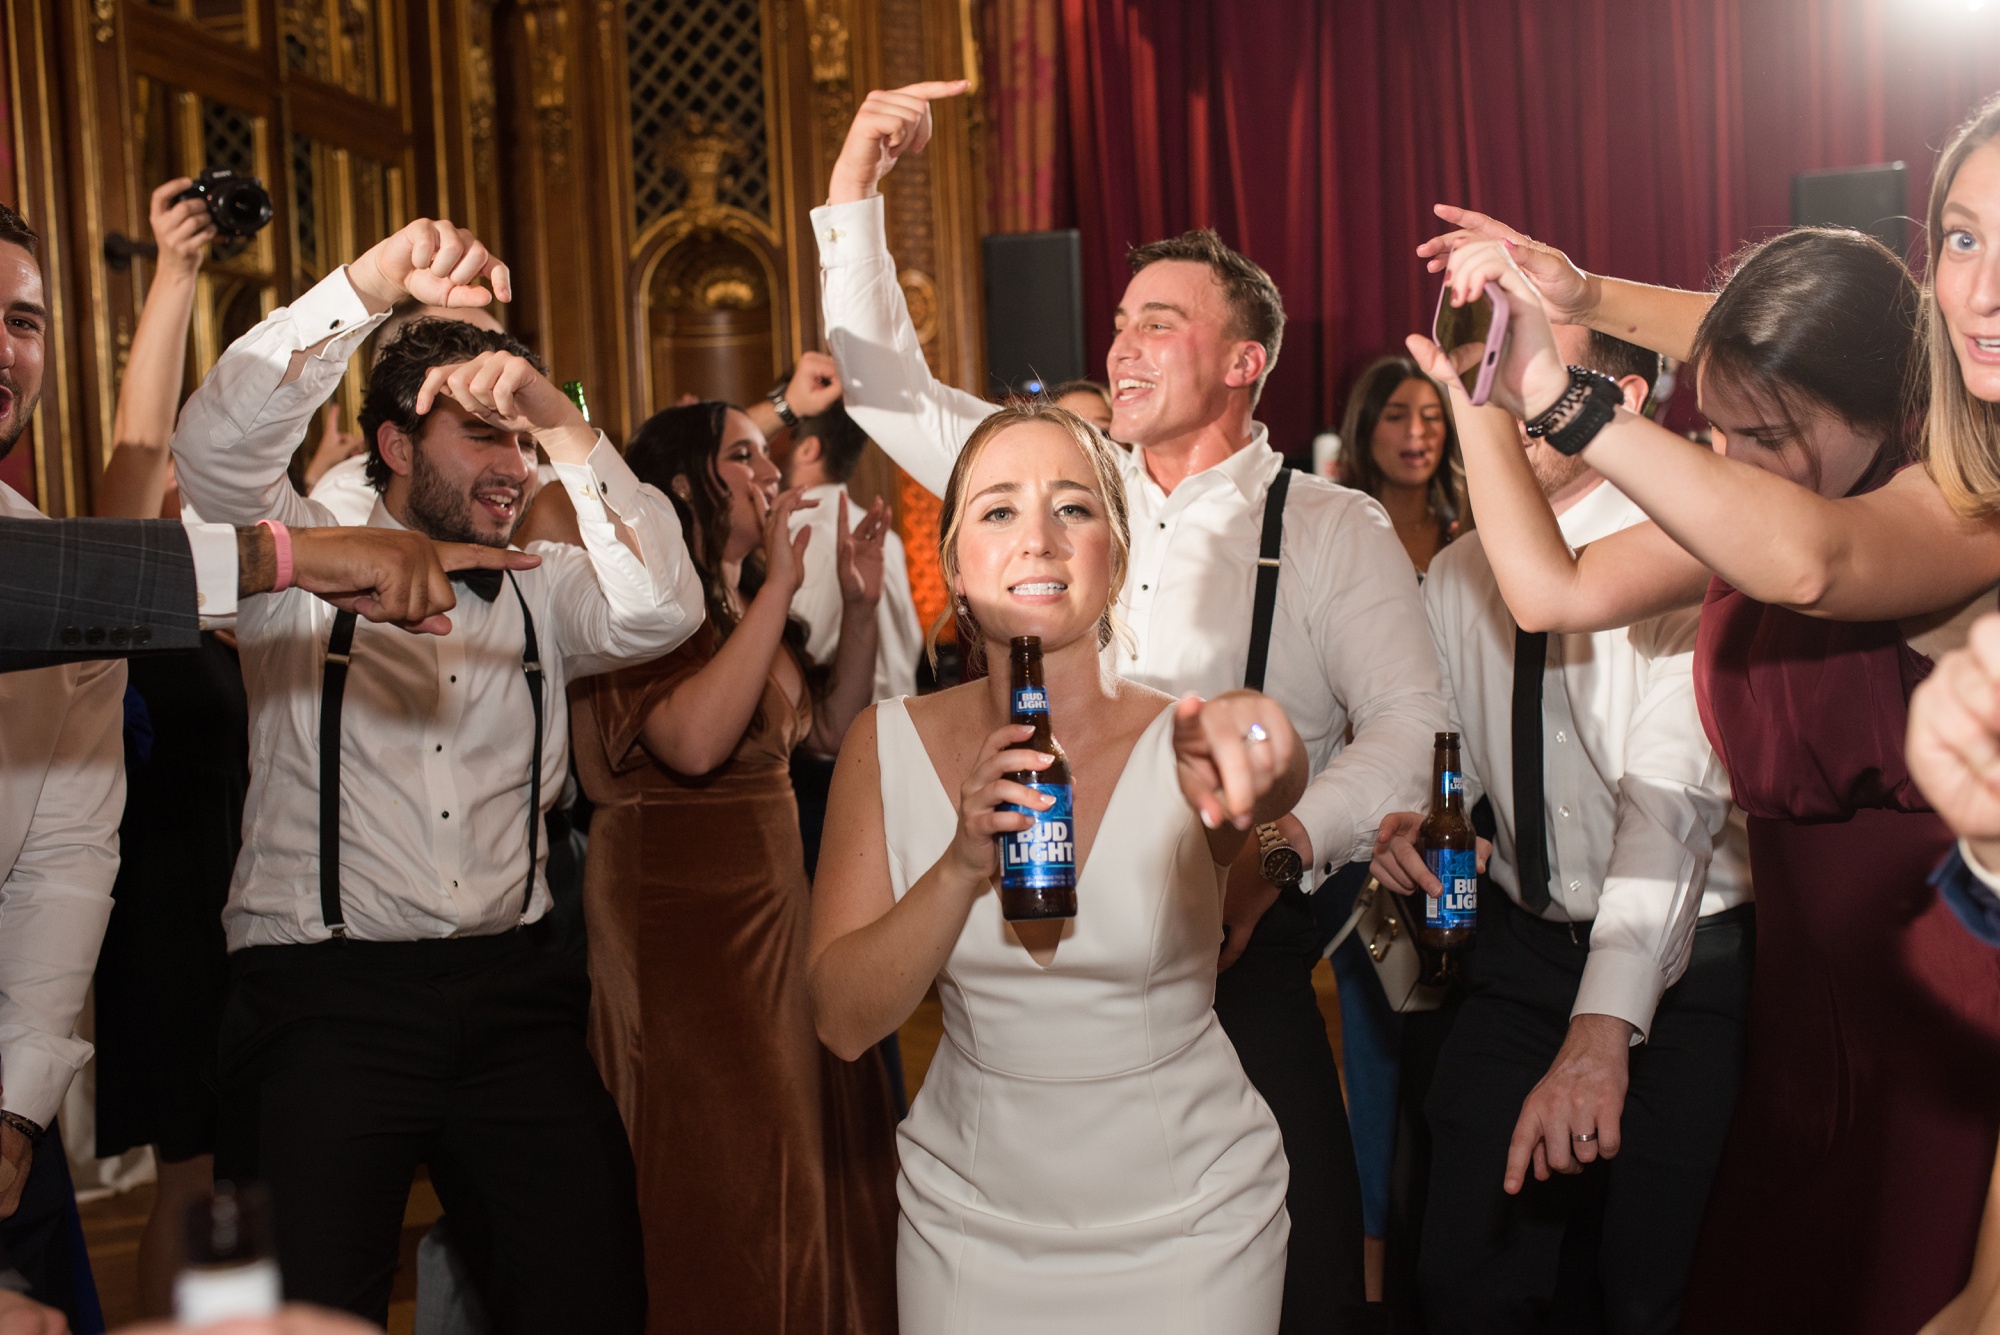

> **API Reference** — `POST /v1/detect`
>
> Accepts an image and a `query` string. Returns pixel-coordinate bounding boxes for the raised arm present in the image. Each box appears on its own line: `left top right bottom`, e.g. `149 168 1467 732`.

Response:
1405 340 1710 633
809 709 1058 1060
816 82 991 498
804 493 890 755
1416 204 1714 363
1434 239 2000 620
171 218 509 529
96 180 213 519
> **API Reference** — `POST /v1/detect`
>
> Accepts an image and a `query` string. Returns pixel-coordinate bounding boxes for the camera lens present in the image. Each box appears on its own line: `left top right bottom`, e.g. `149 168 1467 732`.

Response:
213 180 273 238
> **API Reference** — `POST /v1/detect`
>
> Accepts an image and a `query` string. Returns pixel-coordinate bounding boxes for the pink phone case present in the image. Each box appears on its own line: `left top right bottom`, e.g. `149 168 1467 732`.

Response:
1432 283 1511 407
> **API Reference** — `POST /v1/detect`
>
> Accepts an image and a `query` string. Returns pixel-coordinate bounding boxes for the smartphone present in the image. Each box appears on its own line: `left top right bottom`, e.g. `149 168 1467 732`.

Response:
1432 282 1511 407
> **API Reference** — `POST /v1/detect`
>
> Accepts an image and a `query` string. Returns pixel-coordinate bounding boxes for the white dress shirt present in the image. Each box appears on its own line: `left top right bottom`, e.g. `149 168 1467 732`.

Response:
171 267 704 949
815 196 1445 868
789 481 922 704
1423 480 1753 1038
0 483 125 1127
307 452 378 527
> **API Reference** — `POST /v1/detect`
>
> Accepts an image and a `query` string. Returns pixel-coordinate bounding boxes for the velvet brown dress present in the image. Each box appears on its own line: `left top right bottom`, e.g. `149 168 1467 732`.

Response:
571 624 900 1335
1681 577 2000 1335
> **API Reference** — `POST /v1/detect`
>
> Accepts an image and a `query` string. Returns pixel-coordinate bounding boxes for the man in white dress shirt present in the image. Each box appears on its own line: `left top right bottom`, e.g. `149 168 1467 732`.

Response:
171 218 703 1330
816 83 1447 1330
1372 329 1754 1333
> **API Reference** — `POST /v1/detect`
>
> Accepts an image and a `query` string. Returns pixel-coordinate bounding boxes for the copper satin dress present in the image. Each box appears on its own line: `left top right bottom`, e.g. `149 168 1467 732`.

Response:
572 625 900 1335
1681 577 2000 1334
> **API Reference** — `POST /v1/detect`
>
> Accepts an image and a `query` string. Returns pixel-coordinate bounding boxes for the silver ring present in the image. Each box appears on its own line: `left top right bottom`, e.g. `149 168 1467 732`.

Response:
1571 1131 1597 1144
1244 722 1269 744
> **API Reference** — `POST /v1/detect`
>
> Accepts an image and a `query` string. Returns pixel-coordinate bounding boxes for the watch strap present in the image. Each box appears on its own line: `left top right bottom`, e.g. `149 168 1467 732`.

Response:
766 384 800 430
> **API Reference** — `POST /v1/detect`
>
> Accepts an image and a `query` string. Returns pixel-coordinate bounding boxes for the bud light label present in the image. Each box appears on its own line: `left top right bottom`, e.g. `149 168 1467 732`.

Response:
1442 770 1466 795
1013 686 1049 717
1001 783 1075 890
1425 847 1477 930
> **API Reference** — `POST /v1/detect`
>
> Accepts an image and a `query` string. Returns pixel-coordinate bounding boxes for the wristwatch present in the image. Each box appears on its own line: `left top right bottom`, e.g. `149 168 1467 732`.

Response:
766 382 801 430
1256 823 1305 891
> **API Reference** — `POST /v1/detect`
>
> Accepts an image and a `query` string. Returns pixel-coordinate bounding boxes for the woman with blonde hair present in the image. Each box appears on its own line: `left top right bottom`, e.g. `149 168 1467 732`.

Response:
809 401 1306 1333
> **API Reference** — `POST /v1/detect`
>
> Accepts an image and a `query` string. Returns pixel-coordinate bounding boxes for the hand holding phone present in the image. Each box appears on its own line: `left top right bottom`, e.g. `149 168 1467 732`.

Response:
1433 283 1511 407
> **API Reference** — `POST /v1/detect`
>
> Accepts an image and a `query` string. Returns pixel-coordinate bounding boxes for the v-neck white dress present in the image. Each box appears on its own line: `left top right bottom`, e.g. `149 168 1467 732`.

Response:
877 697 1289 1334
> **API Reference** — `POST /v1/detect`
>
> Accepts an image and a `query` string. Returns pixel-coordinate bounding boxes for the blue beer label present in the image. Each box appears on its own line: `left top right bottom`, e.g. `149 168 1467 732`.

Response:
1442 769 1467 795
1001 782 1076 891
1425 846 1478 930
1013 686 1049 717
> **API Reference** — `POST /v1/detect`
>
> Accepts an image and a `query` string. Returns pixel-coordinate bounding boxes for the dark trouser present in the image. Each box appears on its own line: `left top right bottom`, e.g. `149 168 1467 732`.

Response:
1419 891 1753 1335
1216 891 1369 1333
214 922 645 1334
0 1118 101 1331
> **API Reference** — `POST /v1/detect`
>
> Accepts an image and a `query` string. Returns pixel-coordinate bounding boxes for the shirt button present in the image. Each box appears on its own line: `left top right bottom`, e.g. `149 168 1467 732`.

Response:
1158 522 1165 530
1140 583 1149 591
441 811 450 819
449 674 457 683
435 744 443 752
1559 805 1572 819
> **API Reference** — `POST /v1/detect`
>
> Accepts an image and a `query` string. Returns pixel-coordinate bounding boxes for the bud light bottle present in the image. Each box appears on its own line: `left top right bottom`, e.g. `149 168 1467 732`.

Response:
1419 731 1477 952
998 636 1077 920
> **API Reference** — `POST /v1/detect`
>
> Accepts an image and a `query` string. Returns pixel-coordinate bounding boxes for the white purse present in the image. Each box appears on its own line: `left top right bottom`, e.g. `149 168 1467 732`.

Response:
1322 877 1447 1013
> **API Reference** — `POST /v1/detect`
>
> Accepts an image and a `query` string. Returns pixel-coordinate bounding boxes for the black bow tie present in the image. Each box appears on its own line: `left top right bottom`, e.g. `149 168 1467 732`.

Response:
450 567 505 603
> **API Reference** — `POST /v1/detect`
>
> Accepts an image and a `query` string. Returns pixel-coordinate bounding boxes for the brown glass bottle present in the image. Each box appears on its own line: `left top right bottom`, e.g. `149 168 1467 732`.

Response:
997 636 1077 920
1418 731 1478 952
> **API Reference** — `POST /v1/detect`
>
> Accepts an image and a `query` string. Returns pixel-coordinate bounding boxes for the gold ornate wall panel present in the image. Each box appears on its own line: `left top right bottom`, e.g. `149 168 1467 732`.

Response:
1 0 983 511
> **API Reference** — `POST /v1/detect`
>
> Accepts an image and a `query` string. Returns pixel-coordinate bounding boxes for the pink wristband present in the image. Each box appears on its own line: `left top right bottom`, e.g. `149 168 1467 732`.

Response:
257 519 294 592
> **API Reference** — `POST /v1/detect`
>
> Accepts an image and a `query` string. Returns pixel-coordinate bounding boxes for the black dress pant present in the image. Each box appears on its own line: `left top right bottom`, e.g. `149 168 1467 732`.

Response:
1216 892 1369 1333
215 921 645 1333
1418 891 1753 1335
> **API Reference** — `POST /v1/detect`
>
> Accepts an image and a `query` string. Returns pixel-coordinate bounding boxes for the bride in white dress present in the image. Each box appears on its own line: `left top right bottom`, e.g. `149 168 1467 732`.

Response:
809 403 1300 1334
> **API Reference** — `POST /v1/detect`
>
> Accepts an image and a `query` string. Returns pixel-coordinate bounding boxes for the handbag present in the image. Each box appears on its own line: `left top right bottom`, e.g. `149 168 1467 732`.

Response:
1320 877 1446 1013
1241 468 1443 1013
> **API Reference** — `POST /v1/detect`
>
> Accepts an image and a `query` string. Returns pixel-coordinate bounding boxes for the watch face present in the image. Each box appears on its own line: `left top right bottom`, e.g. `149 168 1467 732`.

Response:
1262 846 1305 886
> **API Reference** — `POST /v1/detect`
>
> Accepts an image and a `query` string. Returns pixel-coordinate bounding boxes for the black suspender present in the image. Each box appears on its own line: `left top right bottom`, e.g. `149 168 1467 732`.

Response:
1242 466 1291 692
318 571 544 939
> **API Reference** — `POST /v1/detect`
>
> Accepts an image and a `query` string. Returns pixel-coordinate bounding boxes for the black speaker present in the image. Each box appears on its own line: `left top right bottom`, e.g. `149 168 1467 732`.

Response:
1790 162 1909 256
982 230 1086 398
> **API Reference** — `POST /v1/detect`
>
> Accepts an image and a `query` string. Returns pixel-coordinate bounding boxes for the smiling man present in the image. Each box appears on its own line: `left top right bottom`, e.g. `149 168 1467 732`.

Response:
169 217 703 1330
811 84 1446 1332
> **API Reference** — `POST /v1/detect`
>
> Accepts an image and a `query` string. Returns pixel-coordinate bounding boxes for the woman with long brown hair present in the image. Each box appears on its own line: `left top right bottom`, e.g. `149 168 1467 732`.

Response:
1407 95 2000 1331
1337 355 1467 574
568 400 900 1334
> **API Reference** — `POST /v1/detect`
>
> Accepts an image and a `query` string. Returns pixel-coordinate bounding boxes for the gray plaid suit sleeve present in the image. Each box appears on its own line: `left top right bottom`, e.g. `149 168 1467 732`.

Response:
0 517 200 672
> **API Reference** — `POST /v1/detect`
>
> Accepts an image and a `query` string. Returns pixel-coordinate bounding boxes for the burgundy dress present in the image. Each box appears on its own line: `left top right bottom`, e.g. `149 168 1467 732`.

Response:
1681 577 2000 1334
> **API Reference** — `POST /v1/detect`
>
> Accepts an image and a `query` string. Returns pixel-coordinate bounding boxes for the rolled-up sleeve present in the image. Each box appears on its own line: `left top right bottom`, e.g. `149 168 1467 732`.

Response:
543 434 704 678
1573 608 1732 1039
814 196 992 499
1288 496 1446 868
0 658 125 1127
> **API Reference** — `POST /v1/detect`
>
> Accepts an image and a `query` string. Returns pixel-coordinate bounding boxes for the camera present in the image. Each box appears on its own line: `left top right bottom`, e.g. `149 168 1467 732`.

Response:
175 167 273 240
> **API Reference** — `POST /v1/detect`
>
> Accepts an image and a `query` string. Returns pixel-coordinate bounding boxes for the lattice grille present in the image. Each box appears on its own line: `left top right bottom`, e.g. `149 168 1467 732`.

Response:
201 100 257 177
290 133 319 282
628 0 769 230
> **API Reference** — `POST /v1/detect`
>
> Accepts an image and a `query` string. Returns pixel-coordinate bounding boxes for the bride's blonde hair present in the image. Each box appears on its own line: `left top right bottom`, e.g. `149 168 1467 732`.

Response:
1922 92 2000 517
926 403 1132 673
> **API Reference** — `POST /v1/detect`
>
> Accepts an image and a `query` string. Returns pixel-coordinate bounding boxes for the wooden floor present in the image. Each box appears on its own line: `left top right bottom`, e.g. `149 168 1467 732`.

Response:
81 963 1344 1328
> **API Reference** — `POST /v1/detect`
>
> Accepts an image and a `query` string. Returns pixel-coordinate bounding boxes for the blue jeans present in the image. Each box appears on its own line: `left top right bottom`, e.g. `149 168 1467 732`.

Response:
1318 872 1404 1239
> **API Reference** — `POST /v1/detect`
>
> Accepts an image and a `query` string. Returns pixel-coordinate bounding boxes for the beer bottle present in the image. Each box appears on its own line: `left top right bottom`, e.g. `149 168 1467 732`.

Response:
561 378 591 424
997 636 1077 920
175 1183 280 1324
1418 731 1477 951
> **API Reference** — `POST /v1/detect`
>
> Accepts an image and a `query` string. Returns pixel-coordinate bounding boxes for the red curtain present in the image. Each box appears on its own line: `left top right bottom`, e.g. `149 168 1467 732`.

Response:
1013 0 2000 457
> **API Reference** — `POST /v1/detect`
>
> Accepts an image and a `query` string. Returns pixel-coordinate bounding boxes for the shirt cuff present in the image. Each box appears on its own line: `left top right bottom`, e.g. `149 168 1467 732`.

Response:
551 433 631 525
0 1047 77 1131
1936 842 2000 948
185 520 239 626
1287 782 1362 877
1572 947 1666 1043
292 267 386 355
811 196 889 267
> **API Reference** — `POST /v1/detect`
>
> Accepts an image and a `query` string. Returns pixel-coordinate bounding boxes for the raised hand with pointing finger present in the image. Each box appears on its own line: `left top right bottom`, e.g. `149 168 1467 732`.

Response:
828 80 972 205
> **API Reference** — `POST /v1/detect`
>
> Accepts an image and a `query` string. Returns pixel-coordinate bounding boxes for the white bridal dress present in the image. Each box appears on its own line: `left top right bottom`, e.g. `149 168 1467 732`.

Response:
877 698 1289 1335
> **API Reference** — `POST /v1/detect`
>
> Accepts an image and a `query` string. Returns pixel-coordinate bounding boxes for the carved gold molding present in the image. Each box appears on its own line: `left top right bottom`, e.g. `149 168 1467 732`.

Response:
522 1 572 170
91 0 115 43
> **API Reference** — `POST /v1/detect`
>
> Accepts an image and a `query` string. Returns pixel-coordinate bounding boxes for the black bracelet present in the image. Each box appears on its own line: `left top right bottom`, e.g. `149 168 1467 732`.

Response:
766 384 800 430
1524 365 1622 457
0 1112 42 1143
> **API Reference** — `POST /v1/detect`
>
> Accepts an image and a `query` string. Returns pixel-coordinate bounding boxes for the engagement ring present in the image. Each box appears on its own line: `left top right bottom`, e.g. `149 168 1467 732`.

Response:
1244 723 1269 744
